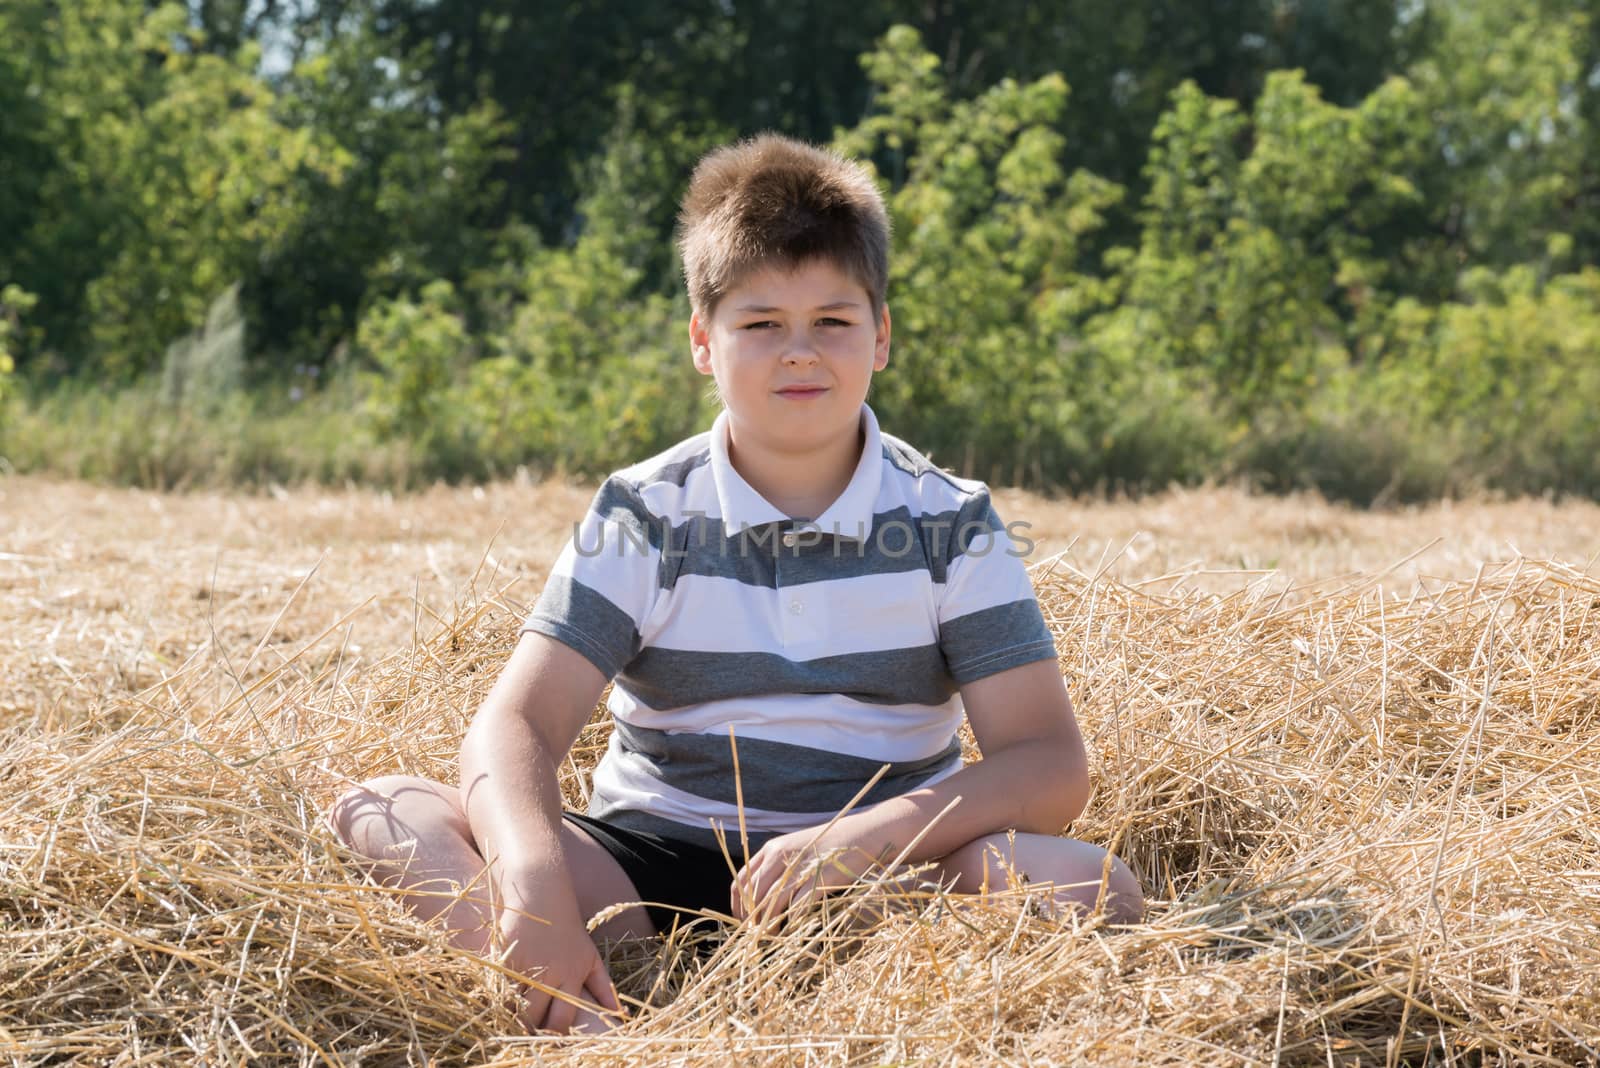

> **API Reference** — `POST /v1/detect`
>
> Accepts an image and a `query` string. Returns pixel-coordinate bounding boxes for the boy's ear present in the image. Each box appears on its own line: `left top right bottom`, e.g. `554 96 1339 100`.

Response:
873 303 892 372
688 311 713 375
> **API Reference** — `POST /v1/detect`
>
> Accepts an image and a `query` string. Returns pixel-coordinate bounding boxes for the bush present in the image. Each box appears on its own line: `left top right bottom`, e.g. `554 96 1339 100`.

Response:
0 285 37 422
0 369 435 489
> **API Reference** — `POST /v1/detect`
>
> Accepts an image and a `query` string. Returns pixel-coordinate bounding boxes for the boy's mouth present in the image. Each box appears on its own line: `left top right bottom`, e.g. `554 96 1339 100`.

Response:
775 384 828 397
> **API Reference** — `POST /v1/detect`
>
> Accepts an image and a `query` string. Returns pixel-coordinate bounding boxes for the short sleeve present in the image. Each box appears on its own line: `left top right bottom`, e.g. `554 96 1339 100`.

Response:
522 476 663 680
935 488 1058 685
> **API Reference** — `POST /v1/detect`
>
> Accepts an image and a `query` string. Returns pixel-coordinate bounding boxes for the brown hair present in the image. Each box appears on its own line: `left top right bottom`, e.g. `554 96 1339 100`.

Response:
677 134 890 316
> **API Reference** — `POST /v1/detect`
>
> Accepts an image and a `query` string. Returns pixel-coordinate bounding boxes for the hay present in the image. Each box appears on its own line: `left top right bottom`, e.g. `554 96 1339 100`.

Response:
3 478 1599 1065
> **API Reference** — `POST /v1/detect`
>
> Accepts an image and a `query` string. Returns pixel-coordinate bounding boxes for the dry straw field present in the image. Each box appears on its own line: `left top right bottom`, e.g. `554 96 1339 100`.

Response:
3 475 1599 1066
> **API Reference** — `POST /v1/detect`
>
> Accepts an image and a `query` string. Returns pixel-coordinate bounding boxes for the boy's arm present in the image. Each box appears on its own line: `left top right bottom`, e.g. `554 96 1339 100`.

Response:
732 657 1087 918
458 630 618 1031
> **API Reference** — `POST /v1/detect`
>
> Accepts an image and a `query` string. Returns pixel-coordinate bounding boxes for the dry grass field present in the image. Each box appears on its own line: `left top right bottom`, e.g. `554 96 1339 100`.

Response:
3 475 1599 1065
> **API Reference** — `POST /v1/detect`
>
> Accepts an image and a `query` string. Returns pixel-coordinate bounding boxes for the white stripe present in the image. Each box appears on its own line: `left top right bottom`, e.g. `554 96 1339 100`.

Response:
549 521 660 629
642 570 937 656
615 433 712 485
936 538 1038 624
625 443 992 539
606 688 963 764
634 461 724 526
591 736 964 834
874 467 974 518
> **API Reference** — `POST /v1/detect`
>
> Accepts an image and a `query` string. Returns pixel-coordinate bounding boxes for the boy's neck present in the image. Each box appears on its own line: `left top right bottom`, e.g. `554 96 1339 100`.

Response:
727 421 865 521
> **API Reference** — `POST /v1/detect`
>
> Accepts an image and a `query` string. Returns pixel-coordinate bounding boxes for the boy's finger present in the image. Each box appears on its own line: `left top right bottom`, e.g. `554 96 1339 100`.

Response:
755 894 789 934
570 1004 617 1035
731 858 762 919
541 985 579 1035
755 860 793 908
748 874 792 930
517 988 551 1035
584 957 622 1014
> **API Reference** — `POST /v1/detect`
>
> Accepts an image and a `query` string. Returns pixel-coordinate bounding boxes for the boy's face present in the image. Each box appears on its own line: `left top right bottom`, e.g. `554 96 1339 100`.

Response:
688 257 890 457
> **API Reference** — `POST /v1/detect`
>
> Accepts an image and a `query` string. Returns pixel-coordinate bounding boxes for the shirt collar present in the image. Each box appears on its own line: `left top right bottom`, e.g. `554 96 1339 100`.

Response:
709 404 883 539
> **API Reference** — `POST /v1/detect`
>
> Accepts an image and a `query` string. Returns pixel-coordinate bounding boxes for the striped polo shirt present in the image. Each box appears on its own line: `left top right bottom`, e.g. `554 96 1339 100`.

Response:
522 404 1057 850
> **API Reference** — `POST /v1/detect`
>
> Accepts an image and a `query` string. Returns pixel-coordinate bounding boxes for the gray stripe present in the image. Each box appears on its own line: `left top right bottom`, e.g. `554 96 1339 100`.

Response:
880 437 980 504
919 492 1005 585
653 503 1007 589
618 644 957 711
637 445 712 490
880 436 940 479
581 477 665 551
574 477 699 594
940 599 1057 684
581 805 776 858
575 467 1009 590
522 575 642 679
610 720 962 813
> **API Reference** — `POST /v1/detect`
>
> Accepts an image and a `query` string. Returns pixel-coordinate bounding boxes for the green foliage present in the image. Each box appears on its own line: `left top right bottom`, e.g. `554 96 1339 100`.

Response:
0 286 37 418
6 3 1600 501
1405 0 1591 271
1402 268 1600 494
0 372 431 489
1097 72 1427 419
358 280 473 456
365 112 720 479
8 0 347 374
839 26 1129 486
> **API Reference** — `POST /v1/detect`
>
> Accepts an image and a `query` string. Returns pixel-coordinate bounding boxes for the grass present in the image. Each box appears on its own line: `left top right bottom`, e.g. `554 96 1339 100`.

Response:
2 476 1598 1064
9 375 1600 503
0 379 439 491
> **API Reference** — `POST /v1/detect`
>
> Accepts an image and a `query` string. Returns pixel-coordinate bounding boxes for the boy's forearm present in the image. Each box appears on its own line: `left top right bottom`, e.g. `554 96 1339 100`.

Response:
458 701 577 903
824 738 1089 871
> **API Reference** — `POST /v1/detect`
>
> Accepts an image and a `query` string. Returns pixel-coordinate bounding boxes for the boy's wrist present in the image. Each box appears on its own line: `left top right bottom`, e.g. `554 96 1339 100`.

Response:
493 856 583 917
805 808 910 872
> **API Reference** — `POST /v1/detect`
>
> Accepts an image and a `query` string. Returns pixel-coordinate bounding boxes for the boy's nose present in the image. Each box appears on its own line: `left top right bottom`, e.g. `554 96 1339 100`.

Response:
781 337 821 365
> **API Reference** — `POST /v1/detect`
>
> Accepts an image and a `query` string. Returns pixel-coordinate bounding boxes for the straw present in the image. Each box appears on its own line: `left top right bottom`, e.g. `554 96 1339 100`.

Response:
3 476 1598 1064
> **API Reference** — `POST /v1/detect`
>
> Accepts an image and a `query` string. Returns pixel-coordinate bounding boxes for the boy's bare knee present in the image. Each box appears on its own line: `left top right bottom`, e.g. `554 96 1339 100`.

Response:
937 832 1024 894
326 780 391 848
324 775 452 860
1098 854 1145 924
939 832 1145 924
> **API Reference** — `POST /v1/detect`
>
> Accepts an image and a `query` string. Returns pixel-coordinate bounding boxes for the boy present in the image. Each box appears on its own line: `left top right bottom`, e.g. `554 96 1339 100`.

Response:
328 134 1143 1035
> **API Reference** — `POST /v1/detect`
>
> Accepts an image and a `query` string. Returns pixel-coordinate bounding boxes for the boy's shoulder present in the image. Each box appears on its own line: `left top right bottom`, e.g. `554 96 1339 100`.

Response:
604 429 717 496
878 430 995 512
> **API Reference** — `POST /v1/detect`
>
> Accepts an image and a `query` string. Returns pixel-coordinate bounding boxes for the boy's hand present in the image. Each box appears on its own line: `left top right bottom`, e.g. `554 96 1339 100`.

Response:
497 891 624 1034
730 827 878 927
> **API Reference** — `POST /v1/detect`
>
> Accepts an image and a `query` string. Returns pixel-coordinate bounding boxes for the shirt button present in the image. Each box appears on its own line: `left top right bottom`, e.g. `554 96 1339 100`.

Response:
789 599 804 615
781 532 799 548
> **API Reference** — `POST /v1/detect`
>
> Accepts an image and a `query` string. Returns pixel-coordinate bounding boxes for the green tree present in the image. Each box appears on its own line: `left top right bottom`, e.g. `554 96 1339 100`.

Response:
11 0 346 374
261 23 512 362
460 113 716 476
836 26 1126 486
1093 71 1427 417
1402 0 1591 281
0 3 55 334
359 279 470 449
359 0 1422 284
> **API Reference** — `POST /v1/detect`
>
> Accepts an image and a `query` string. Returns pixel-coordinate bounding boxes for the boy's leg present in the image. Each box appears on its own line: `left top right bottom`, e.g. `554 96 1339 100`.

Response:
326 774 657 949
932 833 1144 924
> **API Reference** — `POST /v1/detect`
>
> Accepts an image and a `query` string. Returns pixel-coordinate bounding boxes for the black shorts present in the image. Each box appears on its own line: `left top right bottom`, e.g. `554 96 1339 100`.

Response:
562 812 750 936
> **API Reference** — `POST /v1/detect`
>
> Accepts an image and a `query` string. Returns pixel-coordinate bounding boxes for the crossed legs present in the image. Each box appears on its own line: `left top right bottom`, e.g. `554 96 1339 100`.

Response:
325 775 1143 953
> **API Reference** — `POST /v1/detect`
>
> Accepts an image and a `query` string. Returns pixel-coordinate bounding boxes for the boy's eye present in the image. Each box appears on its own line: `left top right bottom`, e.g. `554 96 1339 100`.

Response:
740 317 851 330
